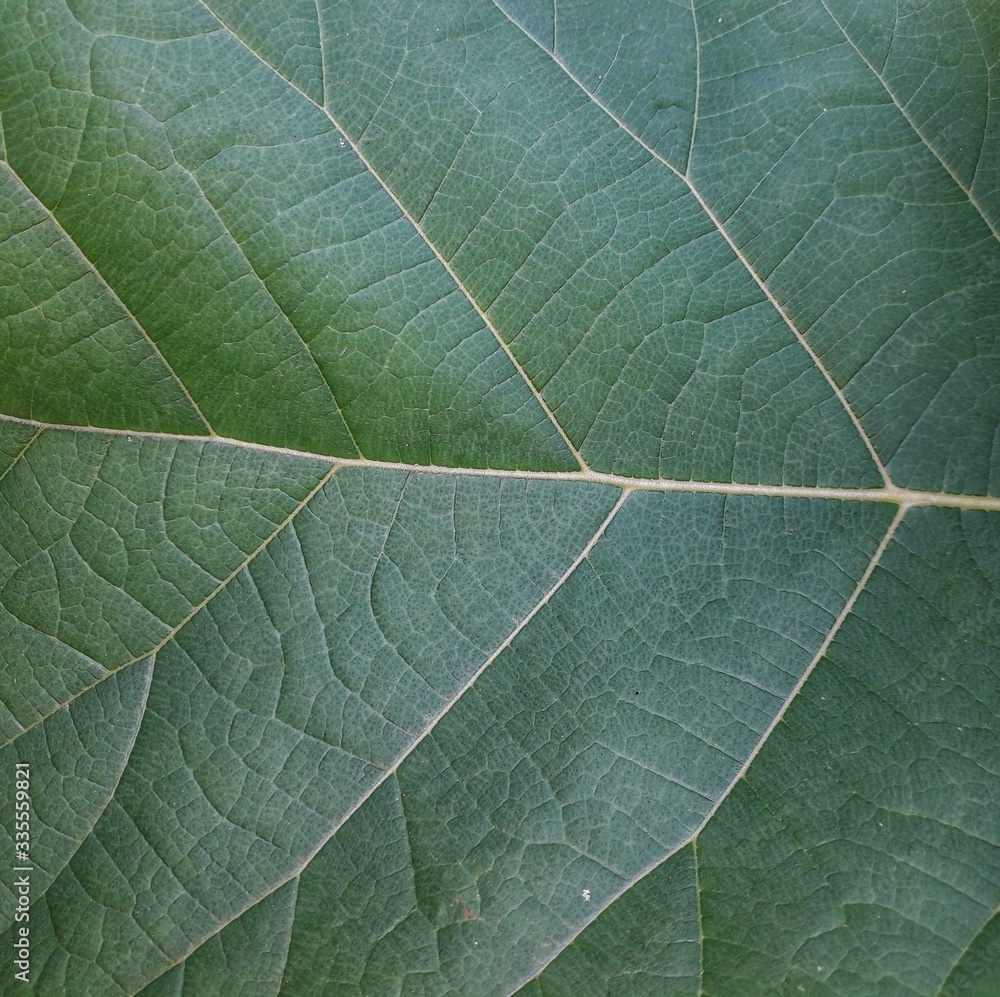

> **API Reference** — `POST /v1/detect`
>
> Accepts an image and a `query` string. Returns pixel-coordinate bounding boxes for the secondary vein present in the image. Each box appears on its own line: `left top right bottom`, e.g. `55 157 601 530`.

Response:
818 0 1000 245
0 460 342 749
508 503 907 990
127 487 632 993
0 161 215 436
490 0 893 489
194 0 588 473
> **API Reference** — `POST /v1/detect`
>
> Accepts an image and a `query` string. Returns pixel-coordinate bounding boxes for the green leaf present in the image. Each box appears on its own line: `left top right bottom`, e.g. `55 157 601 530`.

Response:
1 0 998 994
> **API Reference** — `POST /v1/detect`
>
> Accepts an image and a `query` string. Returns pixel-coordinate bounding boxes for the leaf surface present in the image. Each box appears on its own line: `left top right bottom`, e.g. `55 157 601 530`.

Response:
1 0 998 994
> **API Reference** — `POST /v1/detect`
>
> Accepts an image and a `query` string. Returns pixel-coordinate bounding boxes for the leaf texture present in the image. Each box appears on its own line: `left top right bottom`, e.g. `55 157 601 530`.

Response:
1 0 998 994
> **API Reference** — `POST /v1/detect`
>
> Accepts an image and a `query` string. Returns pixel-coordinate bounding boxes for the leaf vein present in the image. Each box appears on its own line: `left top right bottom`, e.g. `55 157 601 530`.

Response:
508 503 908 990
193 0 587 472
0 162 215 436
125 488 632 990
817 0 1000 244
174 162 362 458
4 413 1000 511
491 0 893 488
0 461 341 749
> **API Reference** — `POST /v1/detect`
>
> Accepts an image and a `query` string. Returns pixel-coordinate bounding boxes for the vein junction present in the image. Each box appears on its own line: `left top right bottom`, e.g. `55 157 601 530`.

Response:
2 414 998 512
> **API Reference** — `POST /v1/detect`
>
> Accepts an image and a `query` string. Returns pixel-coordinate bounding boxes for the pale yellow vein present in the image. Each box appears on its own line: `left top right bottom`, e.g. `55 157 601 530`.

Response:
194 0 588 473
0 460 341 749
175 163 362 458
1 162 215 436
687 0 701 177
510 503 907 990
0 427 41 489
125 487 631 993
491 1 893 489
4 414 1000 512
818 0 1000 245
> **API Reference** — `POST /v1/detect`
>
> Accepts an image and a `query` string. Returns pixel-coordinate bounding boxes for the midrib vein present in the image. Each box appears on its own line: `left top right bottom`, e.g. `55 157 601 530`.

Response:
4 414 999 511
128 489 631 996
194 0 587 473
491 0 892 489
0 161 214 436
509 504 907 992
818 0 1000 245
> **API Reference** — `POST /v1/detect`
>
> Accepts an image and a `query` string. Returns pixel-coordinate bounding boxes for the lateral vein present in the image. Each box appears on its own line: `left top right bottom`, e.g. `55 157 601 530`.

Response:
3 414 1000 511
127 488 631 994
176 163 362 457
0 461 342 749
0 427 41 489
818 0 1000 245
508 503 907 990
490 0 892 488
194 0 588 472
0 161 215 436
